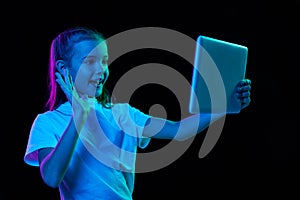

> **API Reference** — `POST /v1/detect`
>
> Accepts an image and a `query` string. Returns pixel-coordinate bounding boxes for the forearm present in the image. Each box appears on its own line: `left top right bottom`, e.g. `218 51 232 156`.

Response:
40 117 79 188
174 113 225 141
145 113 225 141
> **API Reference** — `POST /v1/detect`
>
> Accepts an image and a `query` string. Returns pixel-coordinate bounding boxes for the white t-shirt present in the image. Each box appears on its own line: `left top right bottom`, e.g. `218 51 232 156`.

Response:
24 101 151 200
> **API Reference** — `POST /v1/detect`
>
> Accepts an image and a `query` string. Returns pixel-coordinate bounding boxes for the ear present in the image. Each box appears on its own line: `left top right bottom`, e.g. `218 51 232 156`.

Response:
56 60 66 76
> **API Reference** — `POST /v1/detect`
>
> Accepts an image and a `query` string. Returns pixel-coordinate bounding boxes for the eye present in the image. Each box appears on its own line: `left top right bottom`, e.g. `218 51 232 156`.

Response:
83 57 96 65
102 59 108 66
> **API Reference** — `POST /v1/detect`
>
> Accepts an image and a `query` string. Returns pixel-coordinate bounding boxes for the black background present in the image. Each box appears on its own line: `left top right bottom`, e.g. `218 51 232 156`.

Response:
4 1 299 199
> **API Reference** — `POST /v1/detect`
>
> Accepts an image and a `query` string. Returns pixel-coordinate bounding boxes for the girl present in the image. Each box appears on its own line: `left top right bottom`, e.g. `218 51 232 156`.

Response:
24 26 251 200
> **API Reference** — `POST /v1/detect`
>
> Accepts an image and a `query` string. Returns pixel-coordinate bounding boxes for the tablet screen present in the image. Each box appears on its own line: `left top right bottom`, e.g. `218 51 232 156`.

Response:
189 35 248 114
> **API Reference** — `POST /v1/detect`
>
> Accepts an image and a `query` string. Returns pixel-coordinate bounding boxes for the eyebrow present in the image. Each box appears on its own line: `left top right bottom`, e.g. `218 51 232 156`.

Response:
82 55 109 60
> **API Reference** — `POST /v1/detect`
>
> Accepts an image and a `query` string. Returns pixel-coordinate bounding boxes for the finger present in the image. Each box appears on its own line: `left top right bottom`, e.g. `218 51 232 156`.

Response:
239 79 251 86
236 91 251 98
71 86 88 105
72 87 80 100
64 69 74 90
241 97 251 103
56 72 78 103
237 85 251 92
56 79 72 101
55 72 68 90
72 92 89 110
241 97 251 109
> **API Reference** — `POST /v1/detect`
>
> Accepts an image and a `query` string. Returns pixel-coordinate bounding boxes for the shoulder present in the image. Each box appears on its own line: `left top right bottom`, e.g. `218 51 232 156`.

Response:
33 110 56 122
31 111 58 129
33 103 72 126
111 103 145 114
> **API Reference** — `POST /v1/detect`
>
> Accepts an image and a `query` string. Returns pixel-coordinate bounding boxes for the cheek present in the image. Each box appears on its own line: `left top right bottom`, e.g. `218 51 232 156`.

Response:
104 69 109 82
73 69 91 88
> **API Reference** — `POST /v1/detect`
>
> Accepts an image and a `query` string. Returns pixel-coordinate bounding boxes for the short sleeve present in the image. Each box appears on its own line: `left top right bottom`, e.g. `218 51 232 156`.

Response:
24 114 59 167
127 104 151 149
111 103 151 149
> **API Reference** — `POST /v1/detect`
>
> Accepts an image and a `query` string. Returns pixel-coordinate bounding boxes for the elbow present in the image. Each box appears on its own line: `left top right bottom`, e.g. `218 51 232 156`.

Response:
174 135 190 142
40 168 61 188
45 182 59 189
41 174 61 188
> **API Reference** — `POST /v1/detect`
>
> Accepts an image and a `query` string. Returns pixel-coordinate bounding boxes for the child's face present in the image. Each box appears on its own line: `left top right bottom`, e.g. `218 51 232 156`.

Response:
69 40 109 98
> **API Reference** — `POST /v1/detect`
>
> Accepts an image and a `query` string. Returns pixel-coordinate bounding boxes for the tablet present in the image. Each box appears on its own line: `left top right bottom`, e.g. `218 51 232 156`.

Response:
189 35 248 114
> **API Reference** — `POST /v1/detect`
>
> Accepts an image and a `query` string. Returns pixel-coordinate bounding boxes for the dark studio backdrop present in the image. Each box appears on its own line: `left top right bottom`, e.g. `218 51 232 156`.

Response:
4 1 299 199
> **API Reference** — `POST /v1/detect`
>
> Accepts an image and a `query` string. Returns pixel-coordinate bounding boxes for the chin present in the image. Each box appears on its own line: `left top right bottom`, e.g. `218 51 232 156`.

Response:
94 90 103 98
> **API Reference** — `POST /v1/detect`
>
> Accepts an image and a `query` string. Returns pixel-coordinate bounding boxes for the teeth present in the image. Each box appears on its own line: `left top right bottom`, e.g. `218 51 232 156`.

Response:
91 78 104 87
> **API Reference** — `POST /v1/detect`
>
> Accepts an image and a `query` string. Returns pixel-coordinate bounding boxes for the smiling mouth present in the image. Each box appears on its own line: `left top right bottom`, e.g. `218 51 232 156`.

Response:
90 81 102 88
90 78 105 88
91 72 108 88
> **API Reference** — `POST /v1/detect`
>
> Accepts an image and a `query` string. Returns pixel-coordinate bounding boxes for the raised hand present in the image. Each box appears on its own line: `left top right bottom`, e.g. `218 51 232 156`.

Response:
55 70 90 132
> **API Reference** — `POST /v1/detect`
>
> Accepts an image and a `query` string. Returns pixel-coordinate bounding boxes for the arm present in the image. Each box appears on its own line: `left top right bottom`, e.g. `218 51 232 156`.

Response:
38 117 80 188
38 71 90 188
143 79 251 141
143 113 224 141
